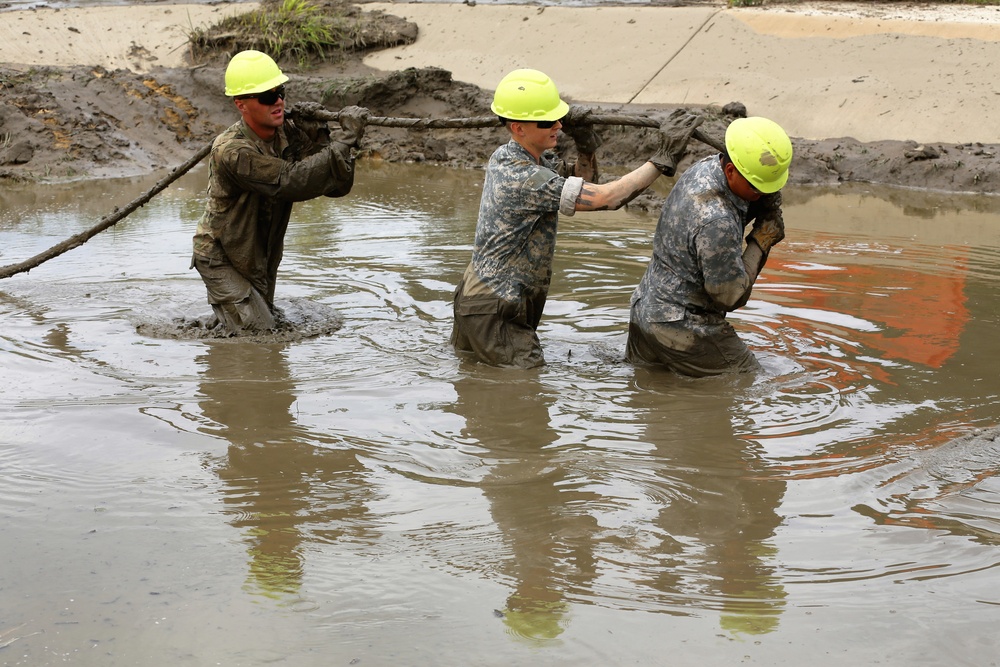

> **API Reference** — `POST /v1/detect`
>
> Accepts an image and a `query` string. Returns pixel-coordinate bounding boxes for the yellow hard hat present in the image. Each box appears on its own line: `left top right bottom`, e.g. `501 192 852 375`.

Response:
725 117 793 194
490 69 570 122
224 50 289 97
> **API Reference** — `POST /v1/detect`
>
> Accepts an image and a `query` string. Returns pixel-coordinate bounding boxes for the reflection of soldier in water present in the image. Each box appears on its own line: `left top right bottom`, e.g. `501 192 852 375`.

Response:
450 373 599 642
630 369 787 635
197 342 370 598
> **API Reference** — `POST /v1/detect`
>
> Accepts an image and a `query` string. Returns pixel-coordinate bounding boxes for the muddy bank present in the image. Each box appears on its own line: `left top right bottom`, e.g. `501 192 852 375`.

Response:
4 61 1000 204
2 0 1000 204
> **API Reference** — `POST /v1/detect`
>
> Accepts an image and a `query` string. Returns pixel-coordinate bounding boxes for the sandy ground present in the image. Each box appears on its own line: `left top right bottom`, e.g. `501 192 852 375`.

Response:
3 0 1000 194
361 1 1000 144
0 2 256 72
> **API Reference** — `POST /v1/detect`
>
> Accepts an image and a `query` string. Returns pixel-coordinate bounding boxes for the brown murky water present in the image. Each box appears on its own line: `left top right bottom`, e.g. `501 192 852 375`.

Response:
2 163 999 665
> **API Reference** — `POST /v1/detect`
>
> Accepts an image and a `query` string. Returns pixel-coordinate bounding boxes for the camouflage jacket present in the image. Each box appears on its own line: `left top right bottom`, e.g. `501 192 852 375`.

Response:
192 118 354 306
466 140 583 302
631 154 755 324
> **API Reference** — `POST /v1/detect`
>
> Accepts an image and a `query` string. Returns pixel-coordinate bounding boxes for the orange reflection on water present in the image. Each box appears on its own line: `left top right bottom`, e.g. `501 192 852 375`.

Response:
771 242 969 370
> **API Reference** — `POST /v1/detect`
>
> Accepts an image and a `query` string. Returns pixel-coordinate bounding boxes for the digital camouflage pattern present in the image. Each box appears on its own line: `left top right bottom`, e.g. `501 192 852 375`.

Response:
467 140 577 303
192 119 354 307
630 154 754 324
451 139 584 367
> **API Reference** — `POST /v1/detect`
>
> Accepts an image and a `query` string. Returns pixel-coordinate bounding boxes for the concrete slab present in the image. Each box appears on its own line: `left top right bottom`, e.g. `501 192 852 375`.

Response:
5 1 1000 143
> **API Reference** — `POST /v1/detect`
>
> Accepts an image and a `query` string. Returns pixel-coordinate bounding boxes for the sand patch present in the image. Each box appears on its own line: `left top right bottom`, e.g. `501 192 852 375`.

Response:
0 3 260 72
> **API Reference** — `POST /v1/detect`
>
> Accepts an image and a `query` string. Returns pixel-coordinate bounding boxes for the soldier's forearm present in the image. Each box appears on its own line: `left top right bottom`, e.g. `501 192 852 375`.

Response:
575 162 660 212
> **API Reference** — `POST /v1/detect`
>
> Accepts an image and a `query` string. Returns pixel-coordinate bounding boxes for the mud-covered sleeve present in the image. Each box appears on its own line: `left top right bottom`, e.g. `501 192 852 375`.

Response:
552 154 572 179
694 217 754 311
285 125 354 199
219 142 354 202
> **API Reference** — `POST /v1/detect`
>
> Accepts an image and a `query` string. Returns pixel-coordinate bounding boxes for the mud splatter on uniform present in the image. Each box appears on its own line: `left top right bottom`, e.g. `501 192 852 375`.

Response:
451 139 583 368
192 118 354 333
627 154 762 376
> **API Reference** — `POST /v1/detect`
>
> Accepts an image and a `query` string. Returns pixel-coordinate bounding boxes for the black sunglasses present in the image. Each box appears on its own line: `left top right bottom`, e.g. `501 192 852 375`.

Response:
237 85 286 106
535 117 564 129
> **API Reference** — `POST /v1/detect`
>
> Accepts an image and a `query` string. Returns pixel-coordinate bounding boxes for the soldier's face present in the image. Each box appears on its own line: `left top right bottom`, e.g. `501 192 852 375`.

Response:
510 119 562 160
235 91 286 138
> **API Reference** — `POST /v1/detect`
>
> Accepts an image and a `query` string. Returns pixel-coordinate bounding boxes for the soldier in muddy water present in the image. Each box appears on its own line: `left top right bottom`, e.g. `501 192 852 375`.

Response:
627 116 792 378
190 49 370 336
451 68 705 369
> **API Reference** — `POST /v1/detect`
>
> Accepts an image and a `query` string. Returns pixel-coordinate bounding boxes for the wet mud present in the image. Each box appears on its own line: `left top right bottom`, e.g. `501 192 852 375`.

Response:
134 297 345 342
2 0 998 443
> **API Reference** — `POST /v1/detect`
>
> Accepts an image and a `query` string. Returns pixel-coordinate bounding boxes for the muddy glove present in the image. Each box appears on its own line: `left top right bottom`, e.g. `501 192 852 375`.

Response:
336 105 370 149
290 101 330 143
649 108 704 176
562 105 601 155
746 208 785 254
746 191 782 225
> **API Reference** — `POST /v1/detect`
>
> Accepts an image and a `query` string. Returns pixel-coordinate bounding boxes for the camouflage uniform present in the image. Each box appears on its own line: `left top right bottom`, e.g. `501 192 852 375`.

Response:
192 118 355 333
627 154 764 377
451 140 584 368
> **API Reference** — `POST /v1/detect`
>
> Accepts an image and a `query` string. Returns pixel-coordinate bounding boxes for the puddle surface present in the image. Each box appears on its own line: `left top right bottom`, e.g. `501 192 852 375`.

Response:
1 164 999 665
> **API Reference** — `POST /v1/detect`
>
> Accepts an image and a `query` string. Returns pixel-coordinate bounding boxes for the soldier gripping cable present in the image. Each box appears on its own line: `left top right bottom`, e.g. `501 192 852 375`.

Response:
190 50 369 335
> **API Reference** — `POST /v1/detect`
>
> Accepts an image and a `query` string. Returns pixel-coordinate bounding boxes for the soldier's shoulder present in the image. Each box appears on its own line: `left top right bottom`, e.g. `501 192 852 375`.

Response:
214 122 254 152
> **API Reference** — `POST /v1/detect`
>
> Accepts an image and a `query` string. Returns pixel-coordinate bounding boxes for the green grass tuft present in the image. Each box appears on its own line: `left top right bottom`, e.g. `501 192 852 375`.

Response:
188 0 361 69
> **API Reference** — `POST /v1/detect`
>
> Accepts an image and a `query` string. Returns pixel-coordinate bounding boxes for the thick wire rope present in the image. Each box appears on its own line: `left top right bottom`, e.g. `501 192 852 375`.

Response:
0 112 721 279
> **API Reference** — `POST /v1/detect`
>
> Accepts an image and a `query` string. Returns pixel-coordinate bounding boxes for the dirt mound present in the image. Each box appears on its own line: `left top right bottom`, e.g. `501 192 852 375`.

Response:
0 65 226 180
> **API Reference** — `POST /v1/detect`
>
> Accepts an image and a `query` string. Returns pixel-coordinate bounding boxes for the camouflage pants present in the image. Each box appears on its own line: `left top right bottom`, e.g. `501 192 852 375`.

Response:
192 254 276 334
625 306 759 378
450 279 547 369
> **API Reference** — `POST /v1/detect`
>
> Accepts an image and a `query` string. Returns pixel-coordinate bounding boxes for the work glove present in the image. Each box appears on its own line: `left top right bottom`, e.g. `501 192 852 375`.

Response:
290 101 330 143
746 208 785 254
562 105 602 155
336 105 370 149
291 100 326 120
746 191 782 225
649 108 704 176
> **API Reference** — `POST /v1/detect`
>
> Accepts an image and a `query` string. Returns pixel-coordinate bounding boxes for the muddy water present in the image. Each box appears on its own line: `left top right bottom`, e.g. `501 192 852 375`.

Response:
1 163 999 665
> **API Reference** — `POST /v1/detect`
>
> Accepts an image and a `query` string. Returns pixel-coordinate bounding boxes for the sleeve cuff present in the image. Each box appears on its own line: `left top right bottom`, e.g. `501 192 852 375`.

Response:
559 176 584 216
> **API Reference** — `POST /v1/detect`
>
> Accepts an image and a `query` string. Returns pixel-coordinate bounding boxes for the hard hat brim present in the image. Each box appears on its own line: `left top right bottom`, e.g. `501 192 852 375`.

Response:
538 99 569 122
491 98 569 122
751 168 788 194
227 72 290 98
